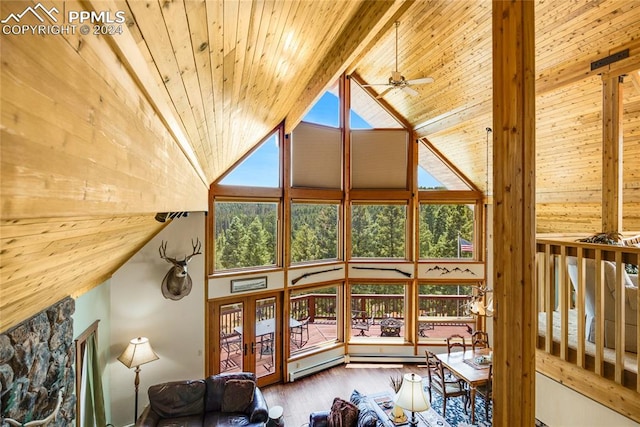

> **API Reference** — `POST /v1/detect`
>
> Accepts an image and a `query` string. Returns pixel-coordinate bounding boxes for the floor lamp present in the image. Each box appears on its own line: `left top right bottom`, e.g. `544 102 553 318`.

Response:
117 337 159 424
394 373 430 427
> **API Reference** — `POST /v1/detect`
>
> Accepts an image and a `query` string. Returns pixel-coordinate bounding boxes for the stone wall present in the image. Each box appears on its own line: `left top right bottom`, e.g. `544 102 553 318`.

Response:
0 297 75 426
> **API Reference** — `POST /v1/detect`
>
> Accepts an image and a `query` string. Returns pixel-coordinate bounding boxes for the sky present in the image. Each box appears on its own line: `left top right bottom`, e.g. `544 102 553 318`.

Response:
220 92 440 188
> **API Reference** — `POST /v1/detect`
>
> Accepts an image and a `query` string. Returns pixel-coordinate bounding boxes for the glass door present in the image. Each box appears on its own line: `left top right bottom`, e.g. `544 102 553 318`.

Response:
253 296 278 380
219 301 244 372
210 292 282 386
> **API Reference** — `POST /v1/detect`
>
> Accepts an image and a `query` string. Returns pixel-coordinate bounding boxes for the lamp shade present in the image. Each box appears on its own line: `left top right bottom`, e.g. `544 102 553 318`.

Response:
117 337 159 368
394 373 430 412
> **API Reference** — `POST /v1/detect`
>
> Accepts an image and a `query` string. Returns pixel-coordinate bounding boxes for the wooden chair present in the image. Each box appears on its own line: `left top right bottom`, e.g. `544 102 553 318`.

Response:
351 310 372 336
428 359 469 417
472 331 489 351
447 334 466 354
476 364 493 420
424 351 439 402
290 317 310 348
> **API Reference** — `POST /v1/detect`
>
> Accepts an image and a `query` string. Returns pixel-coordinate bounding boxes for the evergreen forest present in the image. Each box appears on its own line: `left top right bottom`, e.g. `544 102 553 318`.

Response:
214 201 474 271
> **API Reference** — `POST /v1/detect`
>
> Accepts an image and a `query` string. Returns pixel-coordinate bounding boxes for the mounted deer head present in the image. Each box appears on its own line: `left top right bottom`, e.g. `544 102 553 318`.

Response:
158 238 202 300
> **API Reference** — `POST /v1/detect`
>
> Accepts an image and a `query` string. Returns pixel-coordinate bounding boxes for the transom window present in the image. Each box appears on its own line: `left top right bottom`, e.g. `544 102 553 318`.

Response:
214 201 279 271
290 202 340 264
351 204 407 259
419 203 475 259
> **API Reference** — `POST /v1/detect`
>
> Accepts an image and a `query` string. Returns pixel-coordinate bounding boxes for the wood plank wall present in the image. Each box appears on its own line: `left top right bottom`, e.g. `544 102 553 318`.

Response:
0 1 208 331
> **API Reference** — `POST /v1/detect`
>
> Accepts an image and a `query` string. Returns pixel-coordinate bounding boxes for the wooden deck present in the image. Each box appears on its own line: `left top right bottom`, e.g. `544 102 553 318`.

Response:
220 320 474 376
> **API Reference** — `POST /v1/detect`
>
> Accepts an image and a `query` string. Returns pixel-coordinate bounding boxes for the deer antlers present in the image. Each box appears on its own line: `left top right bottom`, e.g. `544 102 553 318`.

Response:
185 238 202 263
159 238 201 264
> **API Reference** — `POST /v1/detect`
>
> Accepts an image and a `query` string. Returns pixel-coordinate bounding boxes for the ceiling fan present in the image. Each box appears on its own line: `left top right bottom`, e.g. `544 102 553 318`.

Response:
362 21 434 99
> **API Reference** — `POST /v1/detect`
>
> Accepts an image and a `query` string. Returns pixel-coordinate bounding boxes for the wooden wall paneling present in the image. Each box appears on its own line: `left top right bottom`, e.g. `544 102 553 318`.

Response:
0 5 208 218
623 73 640 232
163 0 213 175
601 76 624 233
204 0 225 174
85 0 208 185
0 215 166 331
233 0 275 157
184 0 215 176
1 222 161 294
492 1 536 424
126 1 209 177
535 203 602 234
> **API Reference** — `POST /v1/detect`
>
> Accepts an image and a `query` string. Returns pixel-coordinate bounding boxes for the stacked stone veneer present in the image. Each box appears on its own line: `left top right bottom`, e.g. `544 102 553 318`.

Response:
0 297 75 426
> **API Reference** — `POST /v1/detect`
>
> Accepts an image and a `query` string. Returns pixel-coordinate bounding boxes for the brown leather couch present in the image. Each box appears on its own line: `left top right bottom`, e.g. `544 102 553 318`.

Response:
136 372 269 427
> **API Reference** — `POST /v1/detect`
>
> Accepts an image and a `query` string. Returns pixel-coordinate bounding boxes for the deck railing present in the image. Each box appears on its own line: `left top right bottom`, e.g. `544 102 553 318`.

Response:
536 237 640 420
221 293 472 332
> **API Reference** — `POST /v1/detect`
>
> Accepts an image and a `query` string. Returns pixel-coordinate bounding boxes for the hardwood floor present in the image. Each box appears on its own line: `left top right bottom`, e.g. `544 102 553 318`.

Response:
261 363 429 427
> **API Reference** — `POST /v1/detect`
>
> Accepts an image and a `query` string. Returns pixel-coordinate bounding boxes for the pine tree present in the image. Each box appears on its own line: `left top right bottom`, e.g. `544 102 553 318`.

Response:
291 223 319 262
220 216 249 268
244 216 269 266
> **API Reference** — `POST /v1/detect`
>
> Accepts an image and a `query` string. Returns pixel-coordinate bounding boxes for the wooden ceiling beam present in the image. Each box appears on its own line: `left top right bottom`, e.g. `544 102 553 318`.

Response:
414 99 491 138
537 39 640 95
349 72 412 130
284 0 413 135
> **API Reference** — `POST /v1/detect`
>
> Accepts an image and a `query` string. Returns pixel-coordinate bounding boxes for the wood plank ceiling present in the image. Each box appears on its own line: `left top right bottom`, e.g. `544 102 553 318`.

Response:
120 0 639 232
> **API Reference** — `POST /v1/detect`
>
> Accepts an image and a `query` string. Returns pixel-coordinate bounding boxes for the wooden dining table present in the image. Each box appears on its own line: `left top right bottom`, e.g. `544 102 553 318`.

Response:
435 348 492 424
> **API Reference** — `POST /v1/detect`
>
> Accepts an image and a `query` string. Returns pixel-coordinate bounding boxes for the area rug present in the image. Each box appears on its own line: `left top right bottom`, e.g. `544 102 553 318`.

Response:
424 383 492 427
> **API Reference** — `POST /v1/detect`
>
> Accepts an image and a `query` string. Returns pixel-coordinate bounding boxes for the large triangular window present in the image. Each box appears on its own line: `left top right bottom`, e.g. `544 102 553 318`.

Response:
418 140 471 190
218 132 280 188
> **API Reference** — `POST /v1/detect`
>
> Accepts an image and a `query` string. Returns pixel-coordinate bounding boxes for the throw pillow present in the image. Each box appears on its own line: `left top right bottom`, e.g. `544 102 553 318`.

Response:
221 379 255 413
328 397 359 427
350 392 377 427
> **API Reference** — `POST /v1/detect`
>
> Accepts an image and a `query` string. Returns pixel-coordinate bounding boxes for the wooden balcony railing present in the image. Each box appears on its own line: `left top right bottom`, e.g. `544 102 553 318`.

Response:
220 293 472 333
536 237 640 421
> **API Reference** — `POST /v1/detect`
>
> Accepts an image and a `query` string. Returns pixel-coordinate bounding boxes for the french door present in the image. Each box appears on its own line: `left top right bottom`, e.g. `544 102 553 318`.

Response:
209 292 282 386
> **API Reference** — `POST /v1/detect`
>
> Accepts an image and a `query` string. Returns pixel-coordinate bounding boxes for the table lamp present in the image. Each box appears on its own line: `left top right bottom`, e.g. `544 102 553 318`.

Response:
394 373 430 427
117 337 159 424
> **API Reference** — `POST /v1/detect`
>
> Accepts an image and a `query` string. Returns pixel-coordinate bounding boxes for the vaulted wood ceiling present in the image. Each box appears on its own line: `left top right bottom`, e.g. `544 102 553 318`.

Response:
118 0 640 197
116 0 639 229
1 0 639 331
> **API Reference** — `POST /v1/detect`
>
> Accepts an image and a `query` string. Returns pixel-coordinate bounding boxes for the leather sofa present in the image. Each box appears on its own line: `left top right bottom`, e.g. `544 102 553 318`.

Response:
136 372 269 426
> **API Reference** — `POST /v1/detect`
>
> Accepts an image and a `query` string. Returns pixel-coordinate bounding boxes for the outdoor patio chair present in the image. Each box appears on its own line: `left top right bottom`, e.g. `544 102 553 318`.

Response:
291 317 310 348
351 310 372 336
472 331 490 351
447 334 467 354
220 330 242 371
428 359 469 417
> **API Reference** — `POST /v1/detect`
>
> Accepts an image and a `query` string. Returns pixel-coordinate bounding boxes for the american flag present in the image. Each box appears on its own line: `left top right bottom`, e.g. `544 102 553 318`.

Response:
459 237 473 252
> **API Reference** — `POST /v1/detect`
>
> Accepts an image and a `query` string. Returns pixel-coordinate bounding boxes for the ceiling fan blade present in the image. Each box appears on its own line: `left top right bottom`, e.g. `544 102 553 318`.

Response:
361 83 392 87
405 77 434 85
401 86 419 96
375 87 394 99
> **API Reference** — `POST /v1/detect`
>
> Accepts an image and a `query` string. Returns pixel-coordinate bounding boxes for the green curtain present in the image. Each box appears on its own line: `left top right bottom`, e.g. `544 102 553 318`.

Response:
82 333 107 427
